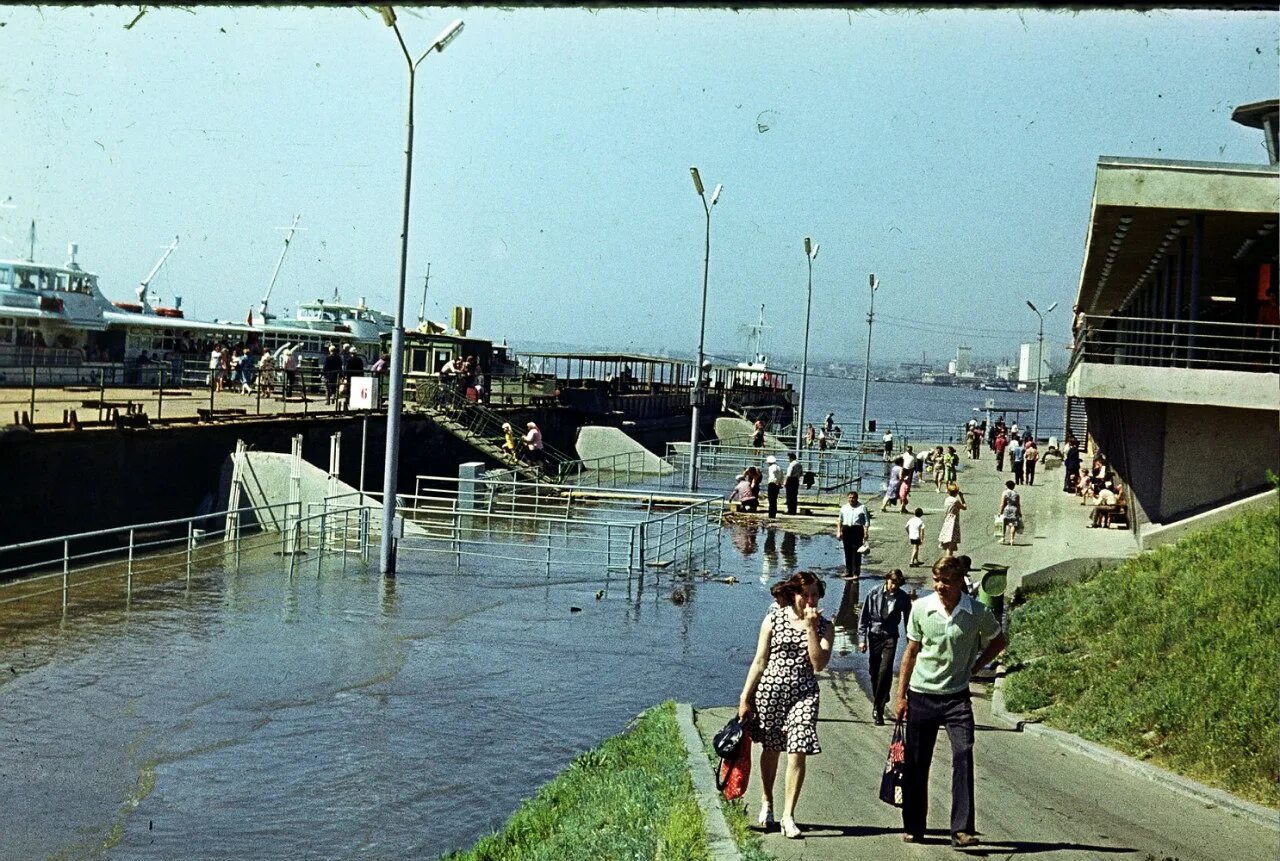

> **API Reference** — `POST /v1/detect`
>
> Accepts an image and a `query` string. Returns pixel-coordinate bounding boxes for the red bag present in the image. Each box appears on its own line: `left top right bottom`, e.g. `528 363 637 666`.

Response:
717 726 752 800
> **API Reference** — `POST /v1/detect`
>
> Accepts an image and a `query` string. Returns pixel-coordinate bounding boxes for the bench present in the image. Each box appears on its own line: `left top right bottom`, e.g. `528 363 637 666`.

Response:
1091 493 1129 529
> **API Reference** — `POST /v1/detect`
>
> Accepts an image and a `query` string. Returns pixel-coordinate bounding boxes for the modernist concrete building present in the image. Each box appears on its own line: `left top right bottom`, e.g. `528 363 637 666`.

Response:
1066 99 1279 540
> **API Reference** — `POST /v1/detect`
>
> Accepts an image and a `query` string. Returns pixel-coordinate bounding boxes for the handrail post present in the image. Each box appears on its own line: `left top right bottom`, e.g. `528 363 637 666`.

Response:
186 521 194 586
31 366 38 427
158 368 165 420
62 538 69 611
127 528 134 598
234 508 242 573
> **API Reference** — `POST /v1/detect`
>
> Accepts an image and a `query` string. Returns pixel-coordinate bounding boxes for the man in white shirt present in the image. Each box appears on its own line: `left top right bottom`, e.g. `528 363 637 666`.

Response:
784 452 803 515
900 446 917 487
835 491 871 578
883 429 894 459
764 455 783 519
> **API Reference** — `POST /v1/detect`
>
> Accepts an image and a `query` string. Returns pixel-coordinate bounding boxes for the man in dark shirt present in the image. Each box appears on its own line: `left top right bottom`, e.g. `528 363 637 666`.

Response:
858 568 913 725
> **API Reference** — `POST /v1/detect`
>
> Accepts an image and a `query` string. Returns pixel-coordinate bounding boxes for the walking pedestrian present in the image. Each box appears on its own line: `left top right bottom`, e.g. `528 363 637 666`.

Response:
858 568 913 725
944 446 959 485
824 412 835 434
883 428 894 459
752 419 766 454
1008 435 1024 485
881 457 904 513
905 507 925 567
993 430 1007 472
900 446 916 488
765 455 782 519
937 482 966 558
835 492 869 578
283 347 301 398
896 556 1007 848
805 423 816 450
784 452 802 515
1062 437 1081 493
931 446 946 492
1024 439 1039 485
737 571 834 839
998 479 1022 546
322 345 343 405
968 425 982 460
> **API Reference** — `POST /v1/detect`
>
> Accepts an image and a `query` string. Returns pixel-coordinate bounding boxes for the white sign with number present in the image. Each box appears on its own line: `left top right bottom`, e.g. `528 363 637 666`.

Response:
349 376 380 410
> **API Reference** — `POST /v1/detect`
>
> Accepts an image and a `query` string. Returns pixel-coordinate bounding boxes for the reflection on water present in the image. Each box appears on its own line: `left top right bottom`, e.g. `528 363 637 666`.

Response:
0 525 872 861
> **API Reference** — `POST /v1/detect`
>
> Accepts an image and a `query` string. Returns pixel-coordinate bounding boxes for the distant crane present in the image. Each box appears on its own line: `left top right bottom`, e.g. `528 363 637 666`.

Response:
257 214 306 324
899 351 930 379
136 236 180 308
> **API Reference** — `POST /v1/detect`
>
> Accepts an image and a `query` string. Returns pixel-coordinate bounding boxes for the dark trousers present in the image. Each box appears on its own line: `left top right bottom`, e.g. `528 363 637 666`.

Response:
1025 461 1037 485
767 483 780 518
995 451 1005 471
903 690 976 837
1012 461 1024 484
840 526 864 577
868 634 897 717
784 477 799 514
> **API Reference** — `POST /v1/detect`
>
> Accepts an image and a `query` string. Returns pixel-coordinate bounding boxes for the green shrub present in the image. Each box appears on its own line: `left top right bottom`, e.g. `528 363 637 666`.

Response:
1003 503 1280 807
446 701 709 861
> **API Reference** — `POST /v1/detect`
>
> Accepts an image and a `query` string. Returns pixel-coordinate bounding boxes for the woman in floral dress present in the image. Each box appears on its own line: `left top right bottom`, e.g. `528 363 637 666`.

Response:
738 571 834 839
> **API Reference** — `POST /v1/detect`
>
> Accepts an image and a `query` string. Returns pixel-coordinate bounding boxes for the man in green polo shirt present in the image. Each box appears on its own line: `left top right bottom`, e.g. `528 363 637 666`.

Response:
894 556 1007 848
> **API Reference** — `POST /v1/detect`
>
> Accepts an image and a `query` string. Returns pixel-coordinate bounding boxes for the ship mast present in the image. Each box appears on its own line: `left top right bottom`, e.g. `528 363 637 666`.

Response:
137 236 180 308
258 214 304 323
749 303 770 364
417 262 432 326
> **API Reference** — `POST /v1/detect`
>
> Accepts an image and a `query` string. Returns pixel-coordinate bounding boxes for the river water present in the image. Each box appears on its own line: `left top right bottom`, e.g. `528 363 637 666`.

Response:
0 380 1049 859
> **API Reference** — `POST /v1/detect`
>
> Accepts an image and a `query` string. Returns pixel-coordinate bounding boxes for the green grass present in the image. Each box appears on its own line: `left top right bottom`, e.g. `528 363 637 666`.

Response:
1003 501 1280 808
699 736 773 861
444 701 709 861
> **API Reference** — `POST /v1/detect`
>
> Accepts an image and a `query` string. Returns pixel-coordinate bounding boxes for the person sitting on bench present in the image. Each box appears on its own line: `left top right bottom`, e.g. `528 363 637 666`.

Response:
1089 483 1123 528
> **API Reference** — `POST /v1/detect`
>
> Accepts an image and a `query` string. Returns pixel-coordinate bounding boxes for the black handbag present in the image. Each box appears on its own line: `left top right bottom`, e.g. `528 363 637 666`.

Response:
878 717 907 807
712 717 745 790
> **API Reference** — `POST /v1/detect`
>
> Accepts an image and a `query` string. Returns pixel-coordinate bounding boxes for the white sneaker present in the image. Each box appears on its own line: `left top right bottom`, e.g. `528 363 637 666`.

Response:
757 804 776 830
781 816 802 839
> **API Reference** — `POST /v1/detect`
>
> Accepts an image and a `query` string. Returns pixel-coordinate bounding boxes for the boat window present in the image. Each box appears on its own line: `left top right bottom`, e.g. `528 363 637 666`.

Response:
410 348 428 373
0 268 12 287
15 269 36 289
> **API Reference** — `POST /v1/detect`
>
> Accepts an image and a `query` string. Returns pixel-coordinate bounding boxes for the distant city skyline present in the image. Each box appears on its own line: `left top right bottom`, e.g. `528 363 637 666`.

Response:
4 6 1275 365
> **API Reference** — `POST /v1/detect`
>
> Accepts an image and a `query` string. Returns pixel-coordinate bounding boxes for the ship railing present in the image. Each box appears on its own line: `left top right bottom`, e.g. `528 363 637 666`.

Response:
558 450 666 490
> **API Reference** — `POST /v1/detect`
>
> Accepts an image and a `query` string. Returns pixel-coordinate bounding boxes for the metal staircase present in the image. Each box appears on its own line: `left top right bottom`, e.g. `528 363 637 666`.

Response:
413 380 576 482
1064 395 1089 445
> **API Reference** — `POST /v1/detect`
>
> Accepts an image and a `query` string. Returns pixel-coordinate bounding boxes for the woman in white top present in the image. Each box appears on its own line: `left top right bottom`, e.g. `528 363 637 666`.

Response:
937 482 967 558
998 480 1023 546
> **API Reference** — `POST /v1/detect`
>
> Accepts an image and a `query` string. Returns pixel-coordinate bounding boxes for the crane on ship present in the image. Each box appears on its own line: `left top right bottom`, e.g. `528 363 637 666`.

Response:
135 236 180 309
256 214 305 324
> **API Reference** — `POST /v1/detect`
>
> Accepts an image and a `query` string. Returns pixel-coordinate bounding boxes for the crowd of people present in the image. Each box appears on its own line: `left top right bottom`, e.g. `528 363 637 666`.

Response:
205 341 390 408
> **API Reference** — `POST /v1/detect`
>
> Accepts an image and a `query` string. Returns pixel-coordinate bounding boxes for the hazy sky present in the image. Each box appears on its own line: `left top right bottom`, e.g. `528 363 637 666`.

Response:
3 6 1276 369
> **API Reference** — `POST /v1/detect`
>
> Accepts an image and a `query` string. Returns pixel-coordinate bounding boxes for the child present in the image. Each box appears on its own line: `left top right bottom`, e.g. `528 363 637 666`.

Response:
905 507 925 566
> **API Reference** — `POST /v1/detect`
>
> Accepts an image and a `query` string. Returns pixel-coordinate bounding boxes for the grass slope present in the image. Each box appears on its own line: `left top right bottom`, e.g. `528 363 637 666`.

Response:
445 701 709 861
1003 501 1280 807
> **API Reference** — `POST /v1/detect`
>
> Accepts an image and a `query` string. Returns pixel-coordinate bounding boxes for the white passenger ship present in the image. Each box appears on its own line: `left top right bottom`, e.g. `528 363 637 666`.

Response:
0 229 394 376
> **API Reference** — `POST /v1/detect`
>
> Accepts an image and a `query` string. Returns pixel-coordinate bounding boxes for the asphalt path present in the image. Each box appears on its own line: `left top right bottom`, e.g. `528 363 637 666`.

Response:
698 672 1278 860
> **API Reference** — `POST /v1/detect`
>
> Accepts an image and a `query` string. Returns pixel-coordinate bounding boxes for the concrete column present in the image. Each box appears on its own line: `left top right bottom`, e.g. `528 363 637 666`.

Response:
458 461 485 512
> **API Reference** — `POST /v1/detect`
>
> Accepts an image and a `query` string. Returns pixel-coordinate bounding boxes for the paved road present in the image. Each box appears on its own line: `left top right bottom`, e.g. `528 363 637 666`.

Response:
698 674 1278 860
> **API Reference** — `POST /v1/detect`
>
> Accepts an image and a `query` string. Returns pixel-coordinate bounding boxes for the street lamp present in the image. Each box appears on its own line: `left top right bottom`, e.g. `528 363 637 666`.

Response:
687 166 721 491
796 237 819 462
859 273 879 446
378 7 464 576
1026 299 1057 442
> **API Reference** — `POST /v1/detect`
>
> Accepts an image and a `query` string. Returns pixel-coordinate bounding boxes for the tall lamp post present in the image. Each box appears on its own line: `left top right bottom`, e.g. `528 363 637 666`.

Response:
796 237 819 461
687 167 721 491
858 273 879 447
378 7 464 576
1026 300 1057 442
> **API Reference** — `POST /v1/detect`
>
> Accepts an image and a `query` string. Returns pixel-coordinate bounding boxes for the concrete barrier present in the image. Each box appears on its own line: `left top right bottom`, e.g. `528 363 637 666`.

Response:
714 416 783 449
575 425 673 475
1139 488 1277 550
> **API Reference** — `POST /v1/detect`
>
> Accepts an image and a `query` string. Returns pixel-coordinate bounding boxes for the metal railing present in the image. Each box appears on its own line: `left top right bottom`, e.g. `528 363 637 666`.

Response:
1074 314 1280 374
412 378 577 480
388 475 722 574
1 362 384 429
665 440 863 494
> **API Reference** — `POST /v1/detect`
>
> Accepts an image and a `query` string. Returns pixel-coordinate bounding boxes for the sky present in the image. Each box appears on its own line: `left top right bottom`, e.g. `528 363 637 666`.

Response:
3 5 1276 371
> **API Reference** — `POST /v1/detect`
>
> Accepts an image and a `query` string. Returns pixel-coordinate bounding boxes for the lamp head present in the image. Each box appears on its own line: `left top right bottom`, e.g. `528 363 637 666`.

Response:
1046 301 1058 313
379 5 397 27
869 274 878 290
811 243 820 260
432 19 464 52
804 237 812 255
1026 300 1038 313
710 184 722 206
689 167 704 196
